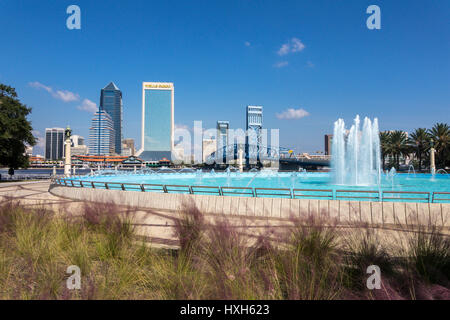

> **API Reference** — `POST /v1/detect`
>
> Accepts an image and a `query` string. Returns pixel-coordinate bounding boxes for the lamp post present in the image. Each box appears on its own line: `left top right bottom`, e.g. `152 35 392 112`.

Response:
64 126 72 176
430 138 436 175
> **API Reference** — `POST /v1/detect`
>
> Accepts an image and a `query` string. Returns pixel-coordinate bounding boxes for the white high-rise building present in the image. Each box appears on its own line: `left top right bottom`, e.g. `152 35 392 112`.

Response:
137 82 174 161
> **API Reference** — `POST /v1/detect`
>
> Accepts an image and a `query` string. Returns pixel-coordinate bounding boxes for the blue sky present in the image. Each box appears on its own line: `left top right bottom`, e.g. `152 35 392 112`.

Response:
1 0 449 155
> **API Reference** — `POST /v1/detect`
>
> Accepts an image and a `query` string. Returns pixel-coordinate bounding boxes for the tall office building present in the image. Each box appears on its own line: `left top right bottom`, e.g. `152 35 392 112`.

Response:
137 82 174 161
100 82 123 155
45 128 65 160
89 110 115 156
324 134 333 155
216 121 229 162
246 106 263 164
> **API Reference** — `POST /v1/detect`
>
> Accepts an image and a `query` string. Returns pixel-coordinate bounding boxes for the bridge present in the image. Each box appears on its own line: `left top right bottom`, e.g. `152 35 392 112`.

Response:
279 155 331 170
205 143 331 169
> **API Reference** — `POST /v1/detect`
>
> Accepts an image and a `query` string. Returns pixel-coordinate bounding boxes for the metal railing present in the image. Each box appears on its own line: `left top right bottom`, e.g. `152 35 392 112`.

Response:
53 178 450 203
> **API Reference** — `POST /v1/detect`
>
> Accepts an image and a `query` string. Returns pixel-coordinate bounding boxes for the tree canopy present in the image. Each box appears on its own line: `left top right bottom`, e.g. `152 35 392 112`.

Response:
380 124 450 171
0 84 36 171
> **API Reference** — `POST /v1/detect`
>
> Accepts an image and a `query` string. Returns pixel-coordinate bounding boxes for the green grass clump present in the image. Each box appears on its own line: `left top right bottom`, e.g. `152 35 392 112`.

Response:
0 200 448 300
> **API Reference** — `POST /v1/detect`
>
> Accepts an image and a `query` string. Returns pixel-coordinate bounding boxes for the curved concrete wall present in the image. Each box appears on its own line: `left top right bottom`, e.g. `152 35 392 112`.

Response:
49 184 449 228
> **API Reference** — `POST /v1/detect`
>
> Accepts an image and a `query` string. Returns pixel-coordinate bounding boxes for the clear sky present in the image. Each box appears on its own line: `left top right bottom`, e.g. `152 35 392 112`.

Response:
1 0 449 155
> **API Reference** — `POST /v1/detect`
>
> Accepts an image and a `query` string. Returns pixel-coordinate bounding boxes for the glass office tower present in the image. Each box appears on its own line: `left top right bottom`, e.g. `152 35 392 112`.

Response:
45 128 65 160
137 82 174 161
89 110 115 156
216 120 230 163
100 82 123 155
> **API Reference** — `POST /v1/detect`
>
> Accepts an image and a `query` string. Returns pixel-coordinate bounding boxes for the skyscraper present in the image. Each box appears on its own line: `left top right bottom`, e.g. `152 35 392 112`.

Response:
89 110 115 156
45 128 65 160
216 121 229 163
100 82 123 155
246 105 263 164
324 134 333 155
137 82 174 161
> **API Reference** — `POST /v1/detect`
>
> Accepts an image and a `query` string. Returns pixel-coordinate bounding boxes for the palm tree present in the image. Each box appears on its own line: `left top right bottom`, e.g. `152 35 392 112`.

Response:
388 131 410 170
379 131 391 170
429 123 450 168
408 128 430 171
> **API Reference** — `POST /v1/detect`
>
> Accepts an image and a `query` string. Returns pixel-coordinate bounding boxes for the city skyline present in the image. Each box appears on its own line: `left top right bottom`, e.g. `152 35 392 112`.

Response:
1 1 449 156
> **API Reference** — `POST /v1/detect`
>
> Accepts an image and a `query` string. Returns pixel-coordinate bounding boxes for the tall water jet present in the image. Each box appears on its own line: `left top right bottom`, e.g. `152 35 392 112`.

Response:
332 115 381 186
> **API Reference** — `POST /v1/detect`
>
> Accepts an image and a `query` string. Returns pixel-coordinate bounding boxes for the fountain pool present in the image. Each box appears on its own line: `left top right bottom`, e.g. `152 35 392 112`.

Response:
59 115 450 203
63 171 450 202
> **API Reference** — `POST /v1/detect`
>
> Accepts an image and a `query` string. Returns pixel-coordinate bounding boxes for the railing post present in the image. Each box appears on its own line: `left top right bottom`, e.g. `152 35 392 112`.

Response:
140 184 145 192
121 184 125 191
289 188 293 199
70 181 74 187
379 190 383 202
189 186 193 194
219 187 223 196
332 189 336 200
105 182 109 190
91 182 95 189
252 188 256 197
80 181 84 188
163 185 168 193
429 192 433 203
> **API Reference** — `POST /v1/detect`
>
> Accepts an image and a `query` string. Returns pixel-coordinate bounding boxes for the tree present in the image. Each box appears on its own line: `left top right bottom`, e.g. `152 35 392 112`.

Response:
408 128 430 171
429 123 450 168
379 131 391 170
0 84 36 173
388 131 410 170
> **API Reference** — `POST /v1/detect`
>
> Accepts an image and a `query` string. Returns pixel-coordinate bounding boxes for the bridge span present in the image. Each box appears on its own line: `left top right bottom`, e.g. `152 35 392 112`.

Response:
279 156 331 170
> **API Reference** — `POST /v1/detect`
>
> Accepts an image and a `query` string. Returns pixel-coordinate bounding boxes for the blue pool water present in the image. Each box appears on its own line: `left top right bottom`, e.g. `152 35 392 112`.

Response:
65 171 450 202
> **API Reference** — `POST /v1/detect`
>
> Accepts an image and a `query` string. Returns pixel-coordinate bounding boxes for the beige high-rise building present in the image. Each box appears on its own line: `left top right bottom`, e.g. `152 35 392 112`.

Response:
122 138 135 156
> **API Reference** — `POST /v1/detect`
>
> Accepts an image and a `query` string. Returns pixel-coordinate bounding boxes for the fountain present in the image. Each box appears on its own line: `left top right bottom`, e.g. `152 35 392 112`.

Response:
64 116 450 203
178 168 196 173
407 165 416 177
332 115 381 186
246 169 261 187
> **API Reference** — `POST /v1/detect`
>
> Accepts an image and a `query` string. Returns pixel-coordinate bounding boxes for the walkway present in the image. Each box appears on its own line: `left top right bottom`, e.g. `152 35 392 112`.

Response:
1 181 446 252
0 181 302 249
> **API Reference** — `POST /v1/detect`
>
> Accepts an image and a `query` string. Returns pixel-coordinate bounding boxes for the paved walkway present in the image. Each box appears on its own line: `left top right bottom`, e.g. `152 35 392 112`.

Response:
0 181 295 249
0 181 181 248
1 181 444 251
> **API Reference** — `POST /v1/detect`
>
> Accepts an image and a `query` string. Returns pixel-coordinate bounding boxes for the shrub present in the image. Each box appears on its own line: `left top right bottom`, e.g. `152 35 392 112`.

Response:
409 226 450 285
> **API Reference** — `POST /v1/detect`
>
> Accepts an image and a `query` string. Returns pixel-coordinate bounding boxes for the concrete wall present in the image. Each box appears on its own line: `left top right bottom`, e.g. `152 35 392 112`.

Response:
49 184 449 228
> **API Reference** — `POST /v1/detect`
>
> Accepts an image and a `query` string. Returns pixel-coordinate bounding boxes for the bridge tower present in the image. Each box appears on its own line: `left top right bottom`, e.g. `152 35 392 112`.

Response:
246 105 263 167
